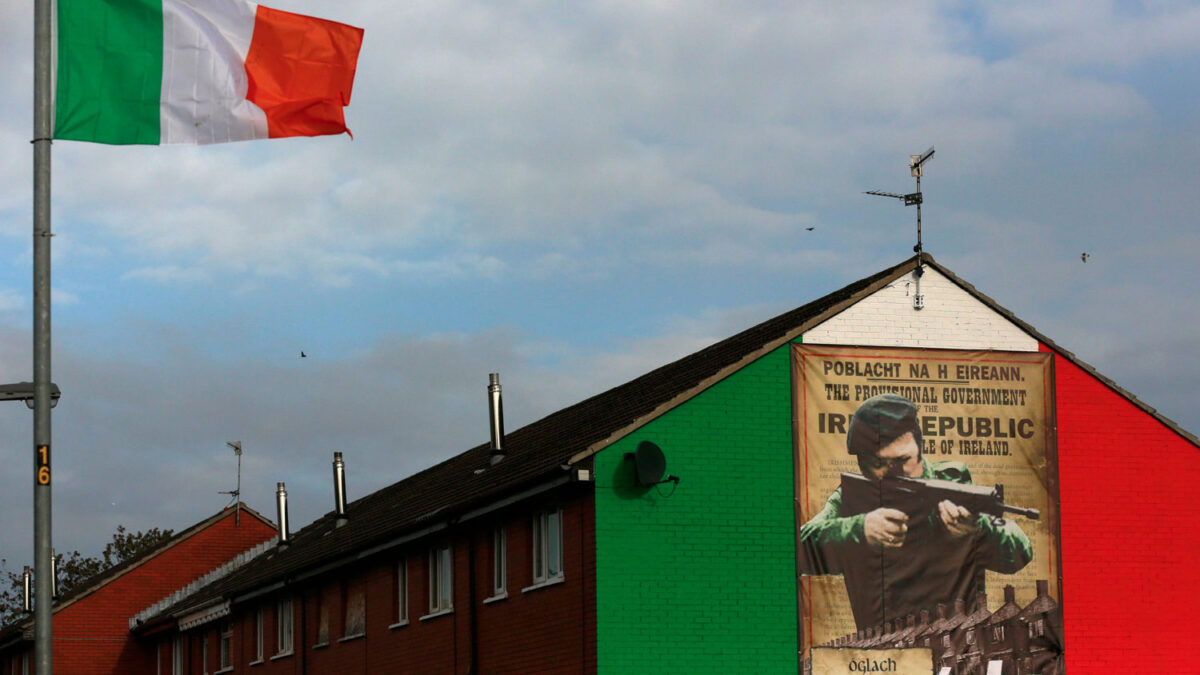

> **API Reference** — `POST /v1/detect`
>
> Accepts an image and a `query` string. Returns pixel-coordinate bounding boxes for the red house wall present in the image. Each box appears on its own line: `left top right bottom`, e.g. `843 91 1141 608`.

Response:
183 487 595 674
1048 346 1200 671
51 509 276 674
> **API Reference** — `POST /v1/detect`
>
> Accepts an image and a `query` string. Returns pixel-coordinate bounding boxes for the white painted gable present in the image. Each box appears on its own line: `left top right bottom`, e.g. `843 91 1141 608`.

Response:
802 266 1038 351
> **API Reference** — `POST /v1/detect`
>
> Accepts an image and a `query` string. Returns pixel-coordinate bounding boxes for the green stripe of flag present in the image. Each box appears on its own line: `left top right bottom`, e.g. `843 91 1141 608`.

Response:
55 0 164 145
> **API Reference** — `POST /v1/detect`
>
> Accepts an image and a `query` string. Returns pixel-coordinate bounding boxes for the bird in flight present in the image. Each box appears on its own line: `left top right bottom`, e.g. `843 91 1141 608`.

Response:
1081 253 1089 263
300 351 307 358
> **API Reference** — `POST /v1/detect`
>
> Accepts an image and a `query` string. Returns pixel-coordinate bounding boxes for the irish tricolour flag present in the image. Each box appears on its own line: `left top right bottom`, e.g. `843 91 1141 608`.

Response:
54 0 364 145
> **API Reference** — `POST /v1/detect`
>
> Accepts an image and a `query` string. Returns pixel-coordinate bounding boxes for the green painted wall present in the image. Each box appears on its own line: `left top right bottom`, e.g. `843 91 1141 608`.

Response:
594 341 799 673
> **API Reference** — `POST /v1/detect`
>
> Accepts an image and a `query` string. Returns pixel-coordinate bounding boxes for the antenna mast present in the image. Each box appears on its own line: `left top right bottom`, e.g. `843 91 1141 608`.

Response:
221 441 243 524
865 145 935 309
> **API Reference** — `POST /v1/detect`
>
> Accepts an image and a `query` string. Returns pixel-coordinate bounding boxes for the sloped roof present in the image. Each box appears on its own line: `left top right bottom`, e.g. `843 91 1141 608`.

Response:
131 253 1199 630
0 505 273 645
131 256 913 629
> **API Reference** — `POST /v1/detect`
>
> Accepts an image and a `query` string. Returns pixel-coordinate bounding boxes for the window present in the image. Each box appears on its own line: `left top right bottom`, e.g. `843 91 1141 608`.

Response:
219 619 233 669
966 629 976 645
315 591 331 646
1030 618 1045 638
992 625 1005 643
532 508 563 585
172 635 183 675
254 607 264 662
393 559 409 625
276 598 294 655
428 544 453 614
202 633 209 675
343 581 366 638
491 527 507 598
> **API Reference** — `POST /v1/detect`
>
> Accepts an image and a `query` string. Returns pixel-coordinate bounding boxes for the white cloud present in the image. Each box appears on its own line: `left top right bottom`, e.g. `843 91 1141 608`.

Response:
3 0 1177 291
987 1 1200 69
51 288 79 305
122 265 211 284
0 288 23 313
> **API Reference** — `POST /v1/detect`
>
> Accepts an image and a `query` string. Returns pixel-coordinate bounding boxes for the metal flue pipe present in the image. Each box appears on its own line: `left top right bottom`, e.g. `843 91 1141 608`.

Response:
276 482 291 545
333 452 348 526
488 373 505 465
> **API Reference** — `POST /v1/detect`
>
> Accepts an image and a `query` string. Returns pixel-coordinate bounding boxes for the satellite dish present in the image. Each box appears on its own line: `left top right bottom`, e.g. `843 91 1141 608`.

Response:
631 441 667 487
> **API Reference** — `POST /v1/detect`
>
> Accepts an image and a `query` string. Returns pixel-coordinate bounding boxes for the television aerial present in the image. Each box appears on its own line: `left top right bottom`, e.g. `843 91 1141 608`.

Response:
865 146 934 309
219 441 243 524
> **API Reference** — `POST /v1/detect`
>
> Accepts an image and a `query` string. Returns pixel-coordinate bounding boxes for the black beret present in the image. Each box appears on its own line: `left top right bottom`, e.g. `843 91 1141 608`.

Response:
846 393 920 455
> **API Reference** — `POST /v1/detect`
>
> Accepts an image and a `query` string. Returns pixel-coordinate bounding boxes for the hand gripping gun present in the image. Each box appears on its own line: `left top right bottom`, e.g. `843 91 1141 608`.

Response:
839 472 1040 522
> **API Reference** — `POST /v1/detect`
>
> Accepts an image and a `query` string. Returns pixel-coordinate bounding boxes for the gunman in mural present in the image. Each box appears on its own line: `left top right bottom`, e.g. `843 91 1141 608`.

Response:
799 393 1034 631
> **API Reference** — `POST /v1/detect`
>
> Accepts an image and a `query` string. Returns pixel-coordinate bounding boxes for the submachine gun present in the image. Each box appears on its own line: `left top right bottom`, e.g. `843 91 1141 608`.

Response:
840 472 1040 523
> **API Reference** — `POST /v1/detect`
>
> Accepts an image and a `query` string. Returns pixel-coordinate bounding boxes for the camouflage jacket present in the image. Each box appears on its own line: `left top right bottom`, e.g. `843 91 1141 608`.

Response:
799 458 1033 630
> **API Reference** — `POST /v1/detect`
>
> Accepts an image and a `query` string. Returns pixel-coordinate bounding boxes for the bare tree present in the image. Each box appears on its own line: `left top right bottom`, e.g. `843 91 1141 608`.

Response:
1 525 174 626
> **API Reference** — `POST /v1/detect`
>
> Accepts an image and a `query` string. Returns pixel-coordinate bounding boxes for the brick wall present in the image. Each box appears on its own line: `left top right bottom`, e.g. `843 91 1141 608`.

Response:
180 486 594 674
804 268 1038 352
27 509 275 675
1049 344 1200 671
593 345 799 673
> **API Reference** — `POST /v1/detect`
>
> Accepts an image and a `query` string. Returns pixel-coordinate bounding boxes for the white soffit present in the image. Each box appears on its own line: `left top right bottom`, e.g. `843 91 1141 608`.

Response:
803 267 1038 352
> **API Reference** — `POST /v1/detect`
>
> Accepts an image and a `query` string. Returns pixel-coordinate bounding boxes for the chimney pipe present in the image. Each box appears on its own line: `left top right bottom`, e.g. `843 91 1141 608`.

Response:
22 566 31 613
488 373 505 465
1004 584 1016 604
276 482 291 546
333 452 348 526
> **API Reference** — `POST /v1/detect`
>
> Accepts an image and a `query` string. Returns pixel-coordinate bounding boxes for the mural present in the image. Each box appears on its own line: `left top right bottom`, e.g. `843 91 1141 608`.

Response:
793 345 1062 673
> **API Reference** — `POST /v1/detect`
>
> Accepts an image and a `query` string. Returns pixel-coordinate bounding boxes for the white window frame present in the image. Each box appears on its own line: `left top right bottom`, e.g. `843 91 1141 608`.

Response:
424 543 453 617
275 597 294 656
219 619 233 670
253 606 264 662
488 526 507 600
172 635 183 675
528 508 563 590
390 558 409 628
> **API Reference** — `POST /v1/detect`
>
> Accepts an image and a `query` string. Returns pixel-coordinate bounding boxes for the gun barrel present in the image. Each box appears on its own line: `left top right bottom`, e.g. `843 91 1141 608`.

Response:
1003 504 1040 521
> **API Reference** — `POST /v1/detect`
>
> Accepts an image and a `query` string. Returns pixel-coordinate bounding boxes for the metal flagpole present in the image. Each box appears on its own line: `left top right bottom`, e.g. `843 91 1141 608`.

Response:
32 0 54 667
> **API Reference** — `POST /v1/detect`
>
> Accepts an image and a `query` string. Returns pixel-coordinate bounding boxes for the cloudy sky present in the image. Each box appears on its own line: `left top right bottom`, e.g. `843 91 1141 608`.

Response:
1 0 1198 569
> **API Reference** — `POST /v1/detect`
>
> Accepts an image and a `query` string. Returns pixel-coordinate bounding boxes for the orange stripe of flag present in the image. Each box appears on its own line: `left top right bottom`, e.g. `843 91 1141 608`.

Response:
244 5 364 139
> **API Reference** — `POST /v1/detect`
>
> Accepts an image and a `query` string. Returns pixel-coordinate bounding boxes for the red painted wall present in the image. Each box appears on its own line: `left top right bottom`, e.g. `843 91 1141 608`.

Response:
1048 345 1200 671
48 509 275 674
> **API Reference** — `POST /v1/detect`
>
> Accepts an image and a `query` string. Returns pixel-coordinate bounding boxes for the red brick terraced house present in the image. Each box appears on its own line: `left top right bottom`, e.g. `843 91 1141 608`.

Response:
0 507 276 675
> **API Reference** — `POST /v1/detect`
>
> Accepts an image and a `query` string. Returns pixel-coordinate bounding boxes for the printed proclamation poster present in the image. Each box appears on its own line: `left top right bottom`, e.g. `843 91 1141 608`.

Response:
793 345 1060 666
